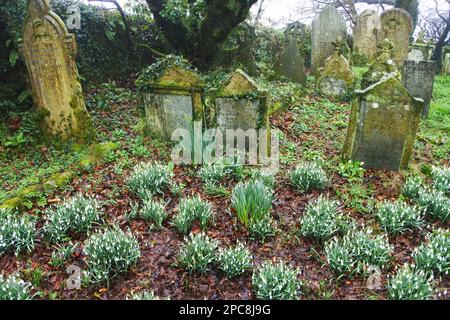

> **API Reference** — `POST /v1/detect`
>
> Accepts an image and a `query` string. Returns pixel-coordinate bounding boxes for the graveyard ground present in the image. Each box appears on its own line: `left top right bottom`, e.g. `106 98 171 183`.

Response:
0 71 449 300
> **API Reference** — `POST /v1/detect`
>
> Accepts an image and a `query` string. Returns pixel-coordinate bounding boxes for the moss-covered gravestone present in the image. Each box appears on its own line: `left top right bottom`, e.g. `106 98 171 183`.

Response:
353 9 380 59
317 40 354 98
402 60 436 117
343 42 423 171
139 62 204 140
379 9 413 68
211 69 268 132
311 5 347 74
276 22 306 85
21 0 93 142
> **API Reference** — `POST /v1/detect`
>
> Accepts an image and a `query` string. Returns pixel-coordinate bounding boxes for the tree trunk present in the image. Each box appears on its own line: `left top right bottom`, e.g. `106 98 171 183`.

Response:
431 22 450 72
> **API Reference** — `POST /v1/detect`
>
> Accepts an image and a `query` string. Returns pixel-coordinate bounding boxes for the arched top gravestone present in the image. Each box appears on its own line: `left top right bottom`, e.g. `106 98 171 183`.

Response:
21 0 93 142
353 9 379 58
379 8 413 68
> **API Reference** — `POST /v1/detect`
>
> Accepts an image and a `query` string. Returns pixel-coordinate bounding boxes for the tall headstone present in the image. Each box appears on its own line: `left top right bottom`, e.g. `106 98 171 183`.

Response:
141 65 204 141
343 42 423 171
443 53 450 75
21 0 93 142
403 60 436 117
353 9 380 59
311 5 347 74
317 40 354 98
276 22 306 85
379 9 413 68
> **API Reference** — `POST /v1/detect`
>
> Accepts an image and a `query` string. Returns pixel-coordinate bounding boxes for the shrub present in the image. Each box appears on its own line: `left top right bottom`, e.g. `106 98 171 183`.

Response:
0 274 33 300
375 201 425 235
431 166 450 194
387 265 434 300
402 176 423 200
325 229 393 276
248 217 276 242
172 196 214 234
44 195 101 243
217 242 252 278
252 261 300 300
338 160 365 183
178 233 219 274
416 188 450 222
0 209 36 255
300 197 341 242
49 242 78 269
140 199 167 229
290 162 327 193
128 162 171 198
413 230 450 277
198 164 228 183
231 180 273 228
203 181 230 197
84 227 140 285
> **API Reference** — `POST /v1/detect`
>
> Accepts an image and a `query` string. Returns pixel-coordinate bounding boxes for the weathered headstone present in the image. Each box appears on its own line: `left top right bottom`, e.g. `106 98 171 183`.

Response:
353 9 380 59
379 9 413 68
213 69 268 132
403 60 436 117
443 53 450 75
21 0 93 142
141 65 204 140
411 43 433 60
311 5 347 74
276 22 306 85
407 49 425 62
317 40 354 98
343 41 423 171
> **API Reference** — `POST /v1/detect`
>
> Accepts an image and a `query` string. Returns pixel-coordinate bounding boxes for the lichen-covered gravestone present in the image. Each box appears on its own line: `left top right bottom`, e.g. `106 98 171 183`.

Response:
21 0 93 142
139 63 204 140
343 42 423 171
276 22 306 85
213 69 268 132
353 9 380 59
402 60 436 117
444 53 450 75
317 40 354 98
406 49 425 62
379 9 413 68
311 5 346 74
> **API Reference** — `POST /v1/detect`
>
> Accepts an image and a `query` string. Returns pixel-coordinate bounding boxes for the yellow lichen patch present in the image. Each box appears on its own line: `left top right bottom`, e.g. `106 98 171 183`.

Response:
156 66 204 90
218 69 259 97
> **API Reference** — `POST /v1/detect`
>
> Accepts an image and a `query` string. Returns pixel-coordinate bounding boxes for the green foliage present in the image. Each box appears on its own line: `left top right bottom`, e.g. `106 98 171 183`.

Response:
431 166 450 194
0 274 33 300
290 162 327 193
140 199 167 229
231 180 273 228
198 164 229 183
127 290 165 300
178 233 218 274
160 0 205 31
325 229 393 276
84 227 140 286
203 181 230 197
252 261 300 300
413 229 450 277
338 160 366 183
248 216 276 242
128 162 171 199
0 209 36 255
416 188 450 222
49 242 78 269
387 265 434 300
171 196 214 234
217 242 252 278
375 201 425 235
44 195 101 243
402 176 423 200
300 197 343 242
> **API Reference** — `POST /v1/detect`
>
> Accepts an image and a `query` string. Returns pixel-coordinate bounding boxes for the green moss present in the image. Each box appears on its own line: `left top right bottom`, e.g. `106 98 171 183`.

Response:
78 142 119 170
0 197 22 210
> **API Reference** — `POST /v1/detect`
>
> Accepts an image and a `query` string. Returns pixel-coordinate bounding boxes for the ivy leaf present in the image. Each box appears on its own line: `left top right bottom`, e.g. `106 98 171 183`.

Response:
105 30 116 41
9 50 19 67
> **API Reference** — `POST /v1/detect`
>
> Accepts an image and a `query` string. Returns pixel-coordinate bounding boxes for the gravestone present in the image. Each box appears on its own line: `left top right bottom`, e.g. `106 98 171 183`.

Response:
213 69 268 132
343 41 423 171
407 49 424 62
379 9 413 68
411 43 433 60
311 5 347 74
403 60 436 117
141 65 204 140
353 9 380 59
276 22 306 85
444 53 450 75
317 40 354 98
21 0 93 142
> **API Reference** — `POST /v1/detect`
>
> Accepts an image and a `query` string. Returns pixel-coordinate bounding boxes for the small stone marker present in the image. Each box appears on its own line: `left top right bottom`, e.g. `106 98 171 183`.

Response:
311 5 347 74
402 60 436 117
21 0 93 142
353 9 380 59
276 22 306 85
317 40 354 98
343 41 423 171
141 65 204 140
379 8 413 68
